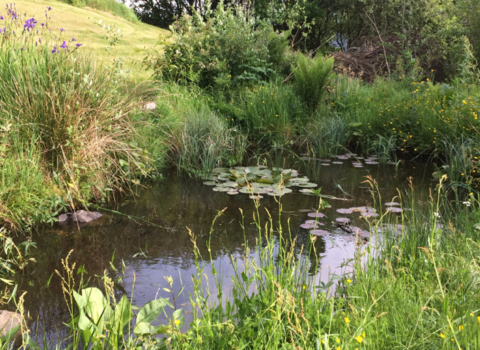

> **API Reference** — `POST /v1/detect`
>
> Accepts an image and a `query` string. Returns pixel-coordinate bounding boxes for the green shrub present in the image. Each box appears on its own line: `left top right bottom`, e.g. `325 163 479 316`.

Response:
292 53 334 113
149 1 289 87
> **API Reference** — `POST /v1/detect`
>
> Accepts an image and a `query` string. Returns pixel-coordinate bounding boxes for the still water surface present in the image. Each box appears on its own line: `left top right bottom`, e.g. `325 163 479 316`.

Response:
18 158 434 341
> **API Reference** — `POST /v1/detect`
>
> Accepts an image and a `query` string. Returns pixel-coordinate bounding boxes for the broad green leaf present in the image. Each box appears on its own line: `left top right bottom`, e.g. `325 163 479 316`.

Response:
136 298 172 325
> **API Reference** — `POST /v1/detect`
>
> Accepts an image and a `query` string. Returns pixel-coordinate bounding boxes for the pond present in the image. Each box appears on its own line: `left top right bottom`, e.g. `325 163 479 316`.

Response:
18 156 435 343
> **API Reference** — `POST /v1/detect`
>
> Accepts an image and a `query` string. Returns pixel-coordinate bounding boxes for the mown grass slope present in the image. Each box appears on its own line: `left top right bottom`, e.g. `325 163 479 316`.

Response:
14 0 169 79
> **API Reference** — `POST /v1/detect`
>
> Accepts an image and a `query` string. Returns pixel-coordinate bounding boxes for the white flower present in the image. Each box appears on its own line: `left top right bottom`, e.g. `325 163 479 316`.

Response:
463 201 471 207
434 212 441 218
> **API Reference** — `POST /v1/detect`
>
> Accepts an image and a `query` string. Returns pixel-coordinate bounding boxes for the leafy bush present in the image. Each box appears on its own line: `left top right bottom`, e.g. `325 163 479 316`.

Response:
292 53 334 112
148 0 289 87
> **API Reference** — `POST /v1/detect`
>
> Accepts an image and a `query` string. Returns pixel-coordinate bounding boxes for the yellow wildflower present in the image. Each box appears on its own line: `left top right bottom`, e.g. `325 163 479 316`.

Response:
459 325 464 330
175 319 181 325
344 317 351 323
356 336 364 343
440 333 445 338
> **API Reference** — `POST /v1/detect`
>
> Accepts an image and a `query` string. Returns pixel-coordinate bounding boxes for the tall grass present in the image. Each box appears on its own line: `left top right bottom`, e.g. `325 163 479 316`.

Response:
171 106 248 177
0 16 150 213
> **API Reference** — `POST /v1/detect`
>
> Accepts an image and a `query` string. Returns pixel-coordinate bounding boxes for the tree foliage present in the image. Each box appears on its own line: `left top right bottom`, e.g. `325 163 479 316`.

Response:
148 0 290 87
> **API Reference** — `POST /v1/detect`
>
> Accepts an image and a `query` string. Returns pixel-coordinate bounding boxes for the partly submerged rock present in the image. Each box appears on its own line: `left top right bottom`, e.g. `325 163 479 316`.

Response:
0 310 22 340
58 210 102 224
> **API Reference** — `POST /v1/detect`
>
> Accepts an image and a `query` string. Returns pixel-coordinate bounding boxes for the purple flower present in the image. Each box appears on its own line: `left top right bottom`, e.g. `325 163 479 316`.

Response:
51 45 57 53
0 16 3 20
75 43 82 48
40 23 44 26
60 40 67 49
38 38 41 42
47 6 51 10
60 28 64 32
24 18 37 30
71 37 76 41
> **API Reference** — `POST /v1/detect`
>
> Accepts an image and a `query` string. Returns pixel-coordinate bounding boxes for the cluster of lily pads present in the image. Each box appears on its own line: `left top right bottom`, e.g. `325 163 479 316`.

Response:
203 166 318 198
300 153 396 168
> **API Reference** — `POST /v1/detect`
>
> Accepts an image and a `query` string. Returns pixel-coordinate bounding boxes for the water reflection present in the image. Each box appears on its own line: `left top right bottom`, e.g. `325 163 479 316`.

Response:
20 159 434 343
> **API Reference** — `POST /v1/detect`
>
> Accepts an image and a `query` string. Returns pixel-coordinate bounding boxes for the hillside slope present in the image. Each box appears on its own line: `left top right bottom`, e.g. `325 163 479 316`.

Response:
13 0 169 79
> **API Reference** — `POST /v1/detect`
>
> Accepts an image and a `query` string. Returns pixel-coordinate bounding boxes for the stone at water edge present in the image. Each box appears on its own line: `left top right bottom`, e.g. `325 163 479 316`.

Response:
0 310 22 340
58 210 102 224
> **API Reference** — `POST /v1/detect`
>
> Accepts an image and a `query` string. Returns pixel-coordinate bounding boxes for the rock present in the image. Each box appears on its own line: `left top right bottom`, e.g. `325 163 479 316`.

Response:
0 310 22 340
58 210 102 224
143 102 156 110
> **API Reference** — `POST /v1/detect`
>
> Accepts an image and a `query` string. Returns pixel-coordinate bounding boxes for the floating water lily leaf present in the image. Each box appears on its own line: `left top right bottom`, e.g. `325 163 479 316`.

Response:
310 229 330 236
203 181 217 186
308 212 326 218
229 169 241 178
300 222 321 229
385 202 400 206
337 208 354 214
297 183 318 188
249 195 264 200
256 178 274 184
336 217 351 224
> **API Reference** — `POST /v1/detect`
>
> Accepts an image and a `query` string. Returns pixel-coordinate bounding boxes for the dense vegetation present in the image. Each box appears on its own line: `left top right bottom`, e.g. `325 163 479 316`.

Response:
1 0 480 349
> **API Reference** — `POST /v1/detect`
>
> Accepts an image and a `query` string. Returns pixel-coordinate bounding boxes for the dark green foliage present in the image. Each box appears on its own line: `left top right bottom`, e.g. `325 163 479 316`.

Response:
148 2 289 88
292 53 334 112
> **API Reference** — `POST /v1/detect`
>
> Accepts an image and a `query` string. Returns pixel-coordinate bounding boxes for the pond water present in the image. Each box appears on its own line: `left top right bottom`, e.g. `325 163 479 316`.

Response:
17 156 435 343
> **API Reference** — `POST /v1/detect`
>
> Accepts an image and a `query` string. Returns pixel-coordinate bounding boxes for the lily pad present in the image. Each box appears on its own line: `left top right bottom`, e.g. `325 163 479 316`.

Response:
249 195 264 200
385 202 400 206
305 219 324 225
336 217 351 224
386 207 403 213
365 161 379 165
296 183 318 188
310 229 330 236
300 222 322 229
332 161 343 164
203 181 217 186
308 212 326 218
337 208 354 214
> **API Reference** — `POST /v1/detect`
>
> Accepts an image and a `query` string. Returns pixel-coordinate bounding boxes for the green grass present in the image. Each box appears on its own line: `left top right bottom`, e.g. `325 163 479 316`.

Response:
14 0 169 80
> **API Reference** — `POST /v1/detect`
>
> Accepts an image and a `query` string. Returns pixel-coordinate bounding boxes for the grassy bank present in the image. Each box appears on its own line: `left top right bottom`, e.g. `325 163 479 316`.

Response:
12 0 168 80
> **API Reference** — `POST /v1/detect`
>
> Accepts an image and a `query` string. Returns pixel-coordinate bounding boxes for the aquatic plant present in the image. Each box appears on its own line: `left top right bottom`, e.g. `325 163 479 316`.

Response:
204 166 318 197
